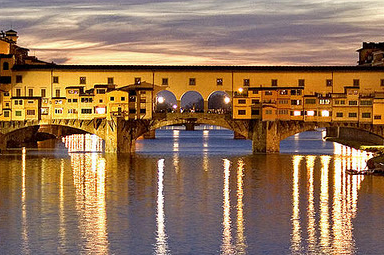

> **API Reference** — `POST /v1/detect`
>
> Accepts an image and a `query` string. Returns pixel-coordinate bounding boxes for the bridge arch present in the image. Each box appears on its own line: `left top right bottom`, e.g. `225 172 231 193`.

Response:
207 91 231 113
180 91 204 113
155 90 177 113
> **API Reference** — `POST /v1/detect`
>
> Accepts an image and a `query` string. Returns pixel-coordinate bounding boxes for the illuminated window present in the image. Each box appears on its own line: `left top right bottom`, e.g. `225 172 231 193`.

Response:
55 108 63 114
135 77 141 85
306 110 315 116
319 99 330 104
293 111 301 116
265 91 272 96
80 77 86 84
243 79 250 86
291 100 301 105
279 90 288 95
96 107 106 114
216 78 223 86
321 110 330 117
41 108 49 115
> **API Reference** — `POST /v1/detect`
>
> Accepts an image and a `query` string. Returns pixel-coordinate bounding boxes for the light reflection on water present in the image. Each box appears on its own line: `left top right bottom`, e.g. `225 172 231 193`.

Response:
1 130 384 254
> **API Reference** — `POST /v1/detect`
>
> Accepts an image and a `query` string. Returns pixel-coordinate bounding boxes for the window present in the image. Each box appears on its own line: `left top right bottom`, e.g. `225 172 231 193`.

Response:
79 77 86 84
41 89 46 98
279 100 288 104
41 108 49 115
121 97 126 101
243 79 250 86
4 111 9 117
96 89 106 94
73 99 78 103
238 110 246 115
326 79 333 86
55 100 63 104
15 111 22 116
16 75 22 83
129 96 136 102
15 100 22 106
238 99 246 104
28 89 33 97
278 109 289 115
4 92 9 97
348 112 357 118
189 78 196 85
349 100 358 106
298 79 305 87
68 109 78 114
68 99 72 103
319 99 330 105
140 98 146 103
27 110 35 116
81 109 92 114
5 102 9 107
108 77 114 85
68 89 79 95
279 90 288 95
129 109 136 114
140 109 146 114
251 109 260 115
55 89 60 98
110 96 115 101
362 112 371 118
361 100 372 105
216 78 223 86
291 100 301 105
265 91 272 96
135 77 141 85
381 79 384 86
3 62 9 70
251 99 259 104
53 76 59 83
162 78 168 86
374 115 382 120
265 110 273 115
271 79 278 87
336 112 343 117
305 99 316 104
28 100 34 104
353 79 360 87
55 108 63 114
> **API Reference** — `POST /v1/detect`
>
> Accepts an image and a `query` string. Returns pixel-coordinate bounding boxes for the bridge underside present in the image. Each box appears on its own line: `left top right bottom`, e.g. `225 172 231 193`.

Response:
0 117 383 153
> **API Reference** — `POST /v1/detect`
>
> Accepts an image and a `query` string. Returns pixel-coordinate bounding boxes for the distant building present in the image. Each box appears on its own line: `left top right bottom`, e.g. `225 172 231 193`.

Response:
357 42 384 66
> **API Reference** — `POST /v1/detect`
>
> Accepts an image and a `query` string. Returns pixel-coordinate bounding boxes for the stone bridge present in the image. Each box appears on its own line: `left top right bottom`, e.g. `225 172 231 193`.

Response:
0 114 384 153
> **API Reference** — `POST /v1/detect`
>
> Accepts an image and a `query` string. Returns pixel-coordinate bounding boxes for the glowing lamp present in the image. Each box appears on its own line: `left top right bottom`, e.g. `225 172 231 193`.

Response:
238 88 243 93
293 111 301 116
157 97 165 104
224 97 230 104
307 110 315 116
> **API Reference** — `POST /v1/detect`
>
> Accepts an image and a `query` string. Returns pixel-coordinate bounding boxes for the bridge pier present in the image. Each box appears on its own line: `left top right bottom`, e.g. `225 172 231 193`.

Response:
251 121 280 153
104 118 137 153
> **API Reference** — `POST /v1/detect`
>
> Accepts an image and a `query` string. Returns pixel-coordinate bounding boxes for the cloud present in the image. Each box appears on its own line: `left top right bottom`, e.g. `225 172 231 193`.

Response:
2 0 384 65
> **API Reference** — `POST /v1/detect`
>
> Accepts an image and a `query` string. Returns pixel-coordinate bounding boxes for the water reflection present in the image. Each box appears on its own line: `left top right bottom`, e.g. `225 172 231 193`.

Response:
291 156 304 254
155 159 169 254
63 134 103 153
236 159 247 254
221 159 233 254
71 153 109 254
21 147 30 254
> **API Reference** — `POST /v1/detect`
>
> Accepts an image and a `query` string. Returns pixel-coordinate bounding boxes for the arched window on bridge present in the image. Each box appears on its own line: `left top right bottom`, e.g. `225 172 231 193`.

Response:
180 91 204 113
155 90 177 113
207 91 231 114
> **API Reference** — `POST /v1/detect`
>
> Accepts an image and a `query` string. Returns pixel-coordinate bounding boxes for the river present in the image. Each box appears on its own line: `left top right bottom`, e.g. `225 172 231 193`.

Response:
0 129 383 254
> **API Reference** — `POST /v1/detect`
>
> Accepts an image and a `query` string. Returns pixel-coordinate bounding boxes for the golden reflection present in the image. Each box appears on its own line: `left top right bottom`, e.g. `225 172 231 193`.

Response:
63 134 103 153
173 153 180 173
203 153 209 172
173 130 179 152
155 159 169 255
72 153 109 254
21 147 30 254
221 159 234 254
291 155 303 254
203 130 209 151
236 159 247 254
305 156 317 252
319 156 331 253
58 159 66 253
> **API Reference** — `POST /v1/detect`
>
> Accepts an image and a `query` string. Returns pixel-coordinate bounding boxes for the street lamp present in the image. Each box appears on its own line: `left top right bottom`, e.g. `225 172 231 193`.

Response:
238 88 243 93
224 97 230 104
157 96 165 104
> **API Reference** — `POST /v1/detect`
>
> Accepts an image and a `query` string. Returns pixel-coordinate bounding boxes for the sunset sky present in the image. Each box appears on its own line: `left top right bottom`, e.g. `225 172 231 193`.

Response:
1 0 384 65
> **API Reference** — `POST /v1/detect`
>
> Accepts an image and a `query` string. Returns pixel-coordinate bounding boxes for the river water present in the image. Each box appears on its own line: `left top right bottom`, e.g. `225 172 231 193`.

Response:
0 129 383 254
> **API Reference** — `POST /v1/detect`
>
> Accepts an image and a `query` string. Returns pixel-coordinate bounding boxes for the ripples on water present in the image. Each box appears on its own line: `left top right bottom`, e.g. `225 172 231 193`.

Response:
0 129 384 254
